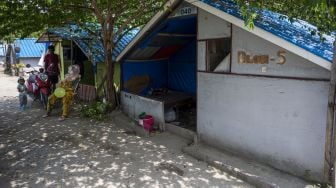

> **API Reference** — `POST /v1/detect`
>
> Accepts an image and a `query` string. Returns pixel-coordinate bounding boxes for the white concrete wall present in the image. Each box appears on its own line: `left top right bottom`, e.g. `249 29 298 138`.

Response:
195 8 331 181
198 9 231 40
121 91 165 125
231 26 330 79
197 10 330 80
197 72 328 181
197 41 206 71
20 58 40 67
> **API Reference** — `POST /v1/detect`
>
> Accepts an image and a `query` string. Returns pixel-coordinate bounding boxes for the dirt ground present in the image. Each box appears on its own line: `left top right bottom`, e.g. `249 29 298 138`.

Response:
0 68 252 188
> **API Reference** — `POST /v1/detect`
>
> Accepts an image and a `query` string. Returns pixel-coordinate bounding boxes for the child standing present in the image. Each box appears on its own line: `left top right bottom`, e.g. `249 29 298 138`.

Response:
17 77 27 110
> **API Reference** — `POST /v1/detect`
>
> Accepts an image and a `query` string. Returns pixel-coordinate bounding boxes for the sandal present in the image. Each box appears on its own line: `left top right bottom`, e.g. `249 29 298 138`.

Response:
58 116 66 121
42 114 49 118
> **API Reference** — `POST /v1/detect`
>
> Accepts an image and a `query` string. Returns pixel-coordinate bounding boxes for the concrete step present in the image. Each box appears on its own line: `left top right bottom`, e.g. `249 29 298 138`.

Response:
111 111 197 140
110 111 316 187
165 123 196 142
182 143 318 188
111 110 151 137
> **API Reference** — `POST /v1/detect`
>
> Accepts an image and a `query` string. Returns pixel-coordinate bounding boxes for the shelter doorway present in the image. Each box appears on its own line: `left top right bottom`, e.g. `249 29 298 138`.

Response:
62 41 94 86
121 14 197 132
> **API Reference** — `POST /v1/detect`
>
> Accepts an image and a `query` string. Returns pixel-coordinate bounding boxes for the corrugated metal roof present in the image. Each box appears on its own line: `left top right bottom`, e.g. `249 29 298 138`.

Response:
46 24 139 63
200 0 335 62
15 38 45 58
113 30 139 58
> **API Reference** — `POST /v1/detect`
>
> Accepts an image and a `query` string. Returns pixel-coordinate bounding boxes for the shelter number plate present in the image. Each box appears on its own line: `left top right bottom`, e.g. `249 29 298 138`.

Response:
174 6 197 17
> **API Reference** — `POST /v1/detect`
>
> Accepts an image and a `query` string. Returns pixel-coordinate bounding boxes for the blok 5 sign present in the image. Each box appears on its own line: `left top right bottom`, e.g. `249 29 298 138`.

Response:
238 50 286 65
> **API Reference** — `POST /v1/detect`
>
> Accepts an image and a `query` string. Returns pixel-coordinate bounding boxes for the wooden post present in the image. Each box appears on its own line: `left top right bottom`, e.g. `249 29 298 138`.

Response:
326 40 336 183
332 41 336 186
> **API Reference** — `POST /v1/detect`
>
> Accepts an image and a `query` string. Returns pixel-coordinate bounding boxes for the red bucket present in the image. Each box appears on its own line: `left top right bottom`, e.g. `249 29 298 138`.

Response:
142 115 154 132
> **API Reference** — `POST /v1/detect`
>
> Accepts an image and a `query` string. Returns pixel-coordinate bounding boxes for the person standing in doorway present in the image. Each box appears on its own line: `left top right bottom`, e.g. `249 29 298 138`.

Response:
44 45 60 92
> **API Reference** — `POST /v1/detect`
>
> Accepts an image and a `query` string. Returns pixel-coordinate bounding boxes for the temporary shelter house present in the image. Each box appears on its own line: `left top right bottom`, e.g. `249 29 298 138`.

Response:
37 24 137 101
116 0 335 182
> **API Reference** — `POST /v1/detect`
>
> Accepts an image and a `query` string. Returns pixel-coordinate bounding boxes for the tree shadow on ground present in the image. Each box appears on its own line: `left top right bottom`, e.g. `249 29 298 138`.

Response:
0 97 252 188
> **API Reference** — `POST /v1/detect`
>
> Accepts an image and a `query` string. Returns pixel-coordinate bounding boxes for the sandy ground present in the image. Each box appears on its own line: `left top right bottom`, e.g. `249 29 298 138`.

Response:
0 68 253 188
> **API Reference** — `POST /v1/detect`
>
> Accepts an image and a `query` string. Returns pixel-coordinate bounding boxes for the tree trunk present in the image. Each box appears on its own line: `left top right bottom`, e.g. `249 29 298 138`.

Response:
106 59 117 109
4 44 12 75
327 40 336 183
103 37 117 110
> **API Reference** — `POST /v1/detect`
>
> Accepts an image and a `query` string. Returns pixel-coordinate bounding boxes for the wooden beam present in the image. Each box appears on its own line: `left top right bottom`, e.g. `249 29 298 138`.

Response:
116 0 183 62
331 41 336 186
325 41 336 183
36 34 61 43
334 159 336 187
156 33 196 37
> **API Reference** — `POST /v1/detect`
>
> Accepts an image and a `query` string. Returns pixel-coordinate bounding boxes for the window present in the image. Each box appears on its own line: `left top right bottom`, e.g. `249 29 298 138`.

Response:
206 38 231 72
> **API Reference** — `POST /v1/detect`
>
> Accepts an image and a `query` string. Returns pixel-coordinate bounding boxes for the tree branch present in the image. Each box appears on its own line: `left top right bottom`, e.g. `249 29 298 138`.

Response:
91 0 104 24
66 4 95 12
112 2 129 23
114 3 159 40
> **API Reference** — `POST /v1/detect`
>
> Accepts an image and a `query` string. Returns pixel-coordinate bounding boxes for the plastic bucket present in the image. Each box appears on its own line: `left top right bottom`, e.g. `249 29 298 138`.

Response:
142 115 154 132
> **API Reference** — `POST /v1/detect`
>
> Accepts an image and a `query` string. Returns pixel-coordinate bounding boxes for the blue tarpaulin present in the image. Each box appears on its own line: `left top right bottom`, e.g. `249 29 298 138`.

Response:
122 16 197 95
122 40 197 95
168 41 196 93
122 59 168 95
139 16 196 49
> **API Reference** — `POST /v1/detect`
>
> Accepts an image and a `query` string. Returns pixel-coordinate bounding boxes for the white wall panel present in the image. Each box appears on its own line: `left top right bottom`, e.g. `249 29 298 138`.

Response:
197 72 328 181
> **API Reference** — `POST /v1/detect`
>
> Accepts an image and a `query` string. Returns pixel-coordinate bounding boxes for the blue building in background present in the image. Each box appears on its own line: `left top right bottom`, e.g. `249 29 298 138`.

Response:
14 38 45 67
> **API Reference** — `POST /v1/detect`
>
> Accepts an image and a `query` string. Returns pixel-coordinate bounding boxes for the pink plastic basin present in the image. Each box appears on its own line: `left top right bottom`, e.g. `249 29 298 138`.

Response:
142 115 154 132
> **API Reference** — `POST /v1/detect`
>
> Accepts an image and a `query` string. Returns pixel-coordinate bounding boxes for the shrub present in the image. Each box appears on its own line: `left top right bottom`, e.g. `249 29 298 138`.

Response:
80 101 111 120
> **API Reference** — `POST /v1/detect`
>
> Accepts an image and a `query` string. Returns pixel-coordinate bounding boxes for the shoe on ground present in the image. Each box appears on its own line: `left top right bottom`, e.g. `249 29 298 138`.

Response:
58 116 66 121
42 114 49 118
